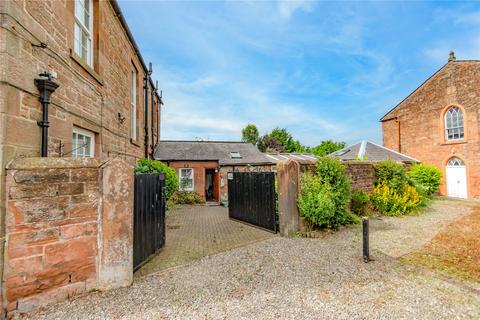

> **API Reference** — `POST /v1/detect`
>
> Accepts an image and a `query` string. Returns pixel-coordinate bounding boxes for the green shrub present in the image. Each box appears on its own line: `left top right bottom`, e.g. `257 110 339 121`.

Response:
370 181 421 216
351 190 370 216
170 191 204 205
134 159 178 200
407 163 442 196
298 158 358 229
374 160 408 191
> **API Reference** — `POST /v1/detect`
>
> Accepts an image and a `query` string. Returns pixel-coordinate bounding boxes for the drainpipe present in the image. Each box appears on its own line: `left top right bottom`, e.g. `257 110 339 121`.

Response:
150 80 155 158
34 72 59 157
397 119 402 153
157 87 163 147
144 63 152 159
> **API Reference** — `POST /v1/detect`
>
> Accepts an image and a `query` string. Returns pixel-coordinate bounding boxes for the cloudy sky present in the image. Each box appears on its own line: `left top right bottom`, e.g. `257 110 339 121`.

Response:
119 0 480 147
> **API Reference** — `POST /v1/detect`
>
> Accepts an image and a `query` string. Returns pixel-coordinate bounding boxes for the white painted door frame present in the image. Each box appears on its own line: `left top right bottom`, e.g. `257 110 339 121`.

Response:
446 158 468 199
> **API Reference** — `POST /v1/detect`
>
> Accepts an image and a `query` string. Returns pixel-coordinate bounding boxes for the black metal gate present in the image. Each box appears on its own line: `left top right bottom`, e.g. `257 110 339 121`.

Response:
133 173 166 271
228 172 277 232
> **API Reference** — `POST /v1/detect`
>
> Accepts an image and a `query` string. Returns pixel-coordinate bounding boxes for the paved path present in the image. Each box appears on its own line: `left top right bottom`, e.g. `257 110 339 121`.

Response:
136 205 275 276
29 199 480 320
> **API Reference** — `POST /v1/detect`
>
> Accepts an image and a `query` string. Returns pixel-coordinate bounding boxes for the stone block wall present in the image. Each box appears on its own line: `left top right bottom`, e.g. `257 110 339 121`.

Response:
277 160 376 236
344 161 376 193
381 60 480 198
3 157 133 314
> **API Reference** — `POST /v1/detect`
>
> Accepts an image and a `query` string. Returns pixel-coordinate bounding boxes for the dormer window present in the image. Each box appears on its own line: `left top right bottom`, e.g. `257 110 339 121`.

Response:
230 152 241 159
445 106 464 141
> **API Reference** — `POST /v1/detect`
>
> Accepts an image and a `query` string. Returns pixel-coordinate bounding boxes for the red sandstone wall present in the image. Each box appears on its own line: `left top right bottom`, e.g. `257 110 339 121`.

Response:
4 157 133 315
0 0 159 162
344 161 376 193
382 61 480 198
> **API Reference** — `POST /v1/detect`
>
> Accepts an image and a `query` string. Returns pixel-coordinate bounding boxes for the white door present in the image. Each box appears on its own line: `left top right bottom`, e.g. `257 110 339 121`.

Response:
446 158 467 199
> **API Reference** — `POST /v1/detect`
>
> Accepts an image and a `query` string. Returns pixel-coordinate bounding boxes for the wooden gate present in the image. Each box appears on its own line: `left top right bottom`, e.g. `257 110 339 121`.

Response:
133 173 166 271
228 172 277 232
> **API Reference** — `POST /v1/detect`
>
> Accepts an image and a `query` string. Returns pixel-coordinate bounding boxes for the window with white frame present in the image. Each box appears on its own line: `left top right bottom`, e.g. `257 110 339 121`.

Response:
74 0 93 66
72 127 95 158
179 168 194 191
131 67 137 141
445 106 464 140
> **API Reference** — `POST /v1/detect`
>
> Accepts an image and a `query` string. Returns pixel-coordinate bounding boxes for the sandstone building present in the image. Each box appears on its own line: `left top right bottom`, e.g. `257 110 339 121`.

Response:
0 0 162 311
381 53 480 199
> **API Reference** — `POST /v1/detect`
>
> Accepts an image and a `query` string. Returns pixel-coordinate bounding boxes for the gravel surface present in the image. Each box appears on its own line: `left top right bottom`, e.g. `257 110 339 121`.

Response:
369 197 476 257
26 199 480 320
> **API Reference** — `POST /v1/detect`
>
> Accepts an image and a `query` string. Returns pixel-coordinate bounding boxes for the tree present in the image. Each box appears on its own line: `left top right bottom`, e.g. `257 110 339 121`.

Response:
257 134 284 152
241 124 259 145
269 127 306 153
310 140 346 157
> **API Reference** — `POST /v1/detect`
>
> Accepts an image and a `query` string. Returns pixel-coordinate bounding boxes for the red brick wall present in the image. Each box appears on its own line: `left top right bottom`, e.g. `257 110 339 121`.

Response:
4 157 133 314
168 161 219 201
382 61 480 198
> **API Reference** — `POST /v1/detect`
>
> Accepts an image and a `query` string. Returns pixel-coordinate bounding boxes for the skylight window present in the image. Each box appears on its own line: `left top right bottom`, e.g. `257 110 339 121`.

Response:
230 152 242 159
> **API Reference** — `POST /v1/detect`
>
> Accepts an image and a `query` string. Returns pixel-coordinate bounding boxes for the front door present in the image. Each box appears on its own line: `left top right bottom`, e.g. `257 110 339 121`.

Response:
446 157 467 199
205 169 217 201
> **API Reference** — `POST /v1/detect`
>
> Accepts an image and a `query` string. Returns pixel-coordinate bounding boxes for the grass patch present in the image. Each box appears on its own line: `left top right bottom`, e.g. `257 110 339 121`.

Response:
402 206 480 283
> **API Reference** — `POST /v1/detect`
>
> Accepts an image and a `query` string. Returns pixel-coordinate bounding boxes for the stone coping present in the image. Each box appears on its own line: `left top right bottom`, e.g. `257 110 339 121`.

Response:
7 157 105 170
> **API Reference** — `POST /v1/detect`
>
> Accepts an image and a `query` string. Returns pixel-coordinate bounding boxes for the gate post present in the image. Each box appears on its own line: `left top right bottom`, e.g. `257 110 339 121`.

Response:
277 160 302 237
98 158 134 290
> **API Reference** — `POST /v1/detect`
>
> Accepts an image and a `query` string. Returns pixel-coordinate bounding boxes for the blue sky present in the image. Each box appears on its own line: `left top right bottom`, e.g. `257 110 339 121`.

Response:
119 0 480 147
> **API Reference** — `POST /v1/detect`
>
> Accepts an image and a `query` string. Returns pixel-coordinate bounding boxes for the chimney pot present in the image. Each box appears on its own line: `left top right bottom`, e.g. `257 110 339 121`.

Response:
449 51 456 62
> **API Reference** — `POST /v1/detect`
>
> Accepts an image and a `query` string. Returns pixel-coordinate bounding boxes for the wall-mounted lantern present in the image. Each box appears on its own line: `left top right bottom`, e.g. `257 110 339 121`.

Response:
34 72 59 157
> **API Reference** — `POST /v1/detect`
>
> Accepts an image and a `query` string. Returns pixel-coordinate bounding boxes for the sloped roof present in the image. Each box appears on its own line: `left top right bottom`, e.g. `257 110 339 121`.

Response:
380 60 480 121
329 141 419 163
266 153 318 164
154 141 274 166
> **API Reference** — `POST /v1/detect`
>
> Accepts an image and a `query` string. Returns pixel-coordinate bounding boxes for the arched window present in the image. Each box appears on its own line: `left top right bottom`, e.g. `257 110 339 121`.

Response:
447 157 465 167
445 107 464 140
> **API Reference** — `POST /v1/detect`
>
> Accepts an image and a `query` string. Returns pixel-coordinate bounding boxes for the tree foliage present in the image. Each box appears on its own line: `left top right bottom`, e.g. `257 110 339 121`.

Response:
310 140 346 156
241 124 260 145
241 124 344 156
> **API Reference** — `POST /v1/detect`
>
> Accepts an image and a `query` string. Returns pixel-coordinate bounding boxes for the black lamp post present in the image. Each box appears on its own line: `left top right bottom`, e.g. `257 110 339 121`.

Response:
34 72 59 157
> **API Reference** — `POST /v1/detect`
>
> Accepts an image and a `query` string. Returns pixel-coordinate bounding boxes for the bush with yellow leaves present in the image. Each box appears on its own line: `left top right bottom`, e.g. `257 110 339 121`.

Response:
370 180 422 216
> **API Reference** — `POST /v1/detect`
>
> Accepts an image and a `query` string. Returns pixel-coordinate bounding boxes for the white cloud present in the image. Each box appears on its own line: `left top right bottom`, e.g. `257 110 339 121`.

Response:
277 0 314 19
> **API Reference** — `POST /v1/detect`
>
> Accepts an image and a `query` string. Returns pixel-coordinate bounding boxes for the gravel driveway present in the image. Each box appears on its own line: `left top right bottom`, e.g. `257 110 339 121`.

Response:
29 199 480 320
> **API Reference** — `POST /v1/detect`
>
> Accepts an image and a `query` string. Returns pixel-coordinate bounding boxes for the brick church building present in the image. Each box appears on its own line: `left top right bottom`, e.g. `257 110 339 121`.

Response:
381 53 480 199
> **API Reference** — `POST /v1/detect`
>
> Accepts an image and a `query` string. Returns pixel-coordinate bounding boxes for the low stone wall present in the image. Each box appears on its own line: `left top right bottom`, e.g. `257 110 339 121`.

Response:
277 160 376 236
344 161 376 193
4 157 133 314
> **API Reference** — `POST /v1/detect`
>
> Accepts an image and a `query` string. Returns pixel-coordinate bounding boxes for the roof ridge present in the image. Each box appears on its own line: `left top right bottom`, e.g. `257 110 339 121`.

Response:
366 141 420 162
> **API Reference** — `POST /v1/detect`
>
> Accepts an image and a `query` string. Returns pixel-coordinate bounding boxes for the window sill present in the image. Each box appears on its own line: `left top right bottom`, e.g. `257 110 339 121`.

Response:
130 138 141 147
441 140 467 146
70 50 104 86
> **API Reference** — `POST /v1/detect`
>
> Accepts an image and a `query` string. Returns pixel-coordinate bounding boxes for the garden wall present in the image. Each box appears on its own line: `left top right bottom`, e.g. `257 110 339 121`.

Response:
3 157 133 314
277 159 375 236
344 161 376 193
